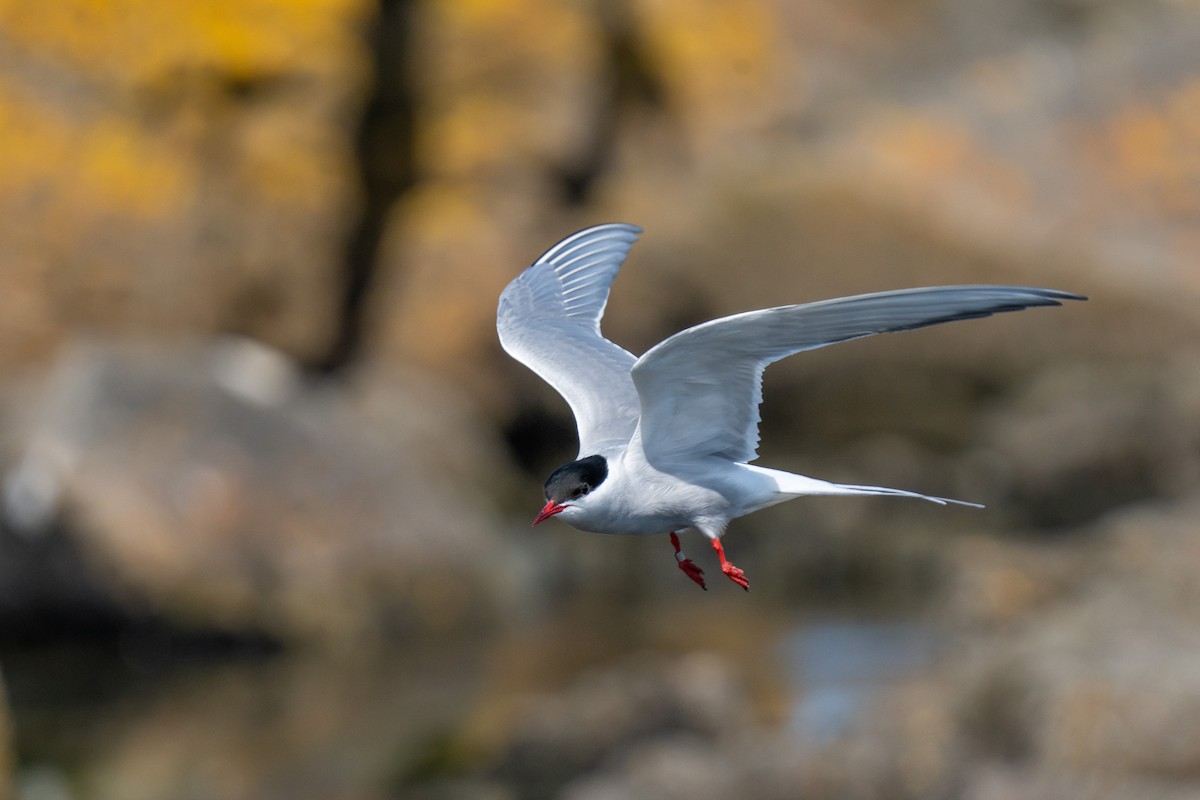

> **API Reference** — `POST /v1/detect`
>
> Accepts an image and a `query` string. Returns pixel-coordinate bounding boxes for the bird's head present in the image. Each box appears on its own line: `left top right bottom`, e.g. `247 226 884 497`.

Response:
533 454 608 525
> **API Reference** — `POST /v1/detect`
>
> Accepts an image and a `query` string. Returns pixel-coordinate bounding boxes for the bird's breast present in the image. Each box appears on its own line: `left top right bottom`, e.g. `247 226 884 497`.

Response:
566 466 731 536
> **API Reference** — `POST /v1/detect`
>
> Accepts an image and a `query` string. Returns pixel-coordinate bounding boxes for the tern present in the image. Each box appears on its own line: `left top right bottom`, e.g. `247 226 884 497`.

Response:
497 223 1085 590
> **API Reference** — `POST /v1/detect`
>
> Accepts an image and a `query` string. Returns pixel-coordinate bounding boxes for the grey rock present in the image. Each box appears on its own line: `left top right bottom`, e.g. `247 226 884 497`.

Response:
0 338 511 644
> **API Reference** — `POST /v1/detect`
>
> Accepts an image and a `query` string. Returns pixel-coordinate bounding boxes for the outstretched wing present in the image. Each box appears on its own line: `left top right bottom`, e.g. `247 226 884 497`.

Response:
497 223 644 457
630 285 1086 464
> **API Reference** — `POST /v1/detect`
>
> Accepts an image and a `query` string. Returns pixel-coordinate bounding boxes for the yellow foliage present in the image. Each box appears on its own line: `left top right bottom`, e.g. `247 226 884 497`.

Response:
0 0 369 368
0 0 371 223
385 182 505 368
421 95 532 176
418 0 600 180
238 113 352 210
421 0 786 176
639 0 780 140
439 0 595 57
0 78 188 220
79 118 189 218
0 0 369 84
441 0 540 31
0 81 71 195
432 0 599 80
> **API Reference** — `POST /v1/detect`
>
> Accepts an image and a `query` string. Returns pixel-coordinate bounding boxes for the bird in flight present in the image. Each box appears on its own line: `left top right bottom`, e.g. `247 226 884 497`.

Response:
497 224 1085 591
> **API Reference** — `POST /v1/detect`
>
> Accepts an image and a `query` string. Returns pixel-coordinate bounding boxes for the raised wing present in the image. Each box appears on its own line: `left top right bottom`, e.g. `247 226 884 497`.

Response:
630 285 1086 464
497 223 644 456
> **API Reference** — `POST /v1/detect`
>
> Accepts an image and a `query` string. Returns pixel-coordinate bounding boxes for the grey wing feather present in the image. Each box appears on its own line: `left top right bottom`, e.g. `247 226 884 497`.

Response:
497 224 644 456
630 285 1087 464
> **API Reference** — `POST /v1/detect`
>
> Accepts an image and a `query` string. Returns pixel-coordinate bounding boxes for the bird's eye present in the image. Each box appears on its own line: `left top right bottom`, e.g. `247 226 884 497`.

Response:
572 485 589 499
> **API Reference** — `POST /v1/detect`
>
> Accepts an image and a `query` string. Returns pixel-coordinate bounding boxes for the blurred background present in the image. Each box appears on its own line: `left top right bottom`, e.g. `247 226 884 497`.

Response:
0 0 1198 798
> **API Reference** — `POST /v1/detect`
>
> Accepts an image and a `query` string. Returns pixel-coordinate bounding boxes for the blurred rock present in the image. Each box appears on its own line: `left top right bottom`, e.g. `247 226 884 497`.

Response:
1097 500 1200 614
405 778 518 800
559 734 742 800
476 646 968 800
57 641 494 800
981 355 1200 528
0 338 512 644
955 501 1200 782
967 764 1200 800
490 653 749 800
942 534 1096 626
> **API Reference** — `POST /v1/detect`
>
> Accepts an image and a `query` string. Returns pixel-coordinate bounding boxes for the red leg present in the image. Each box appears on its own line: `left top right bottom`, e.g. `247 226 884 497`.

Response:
670 532 706 590
711 538 749 591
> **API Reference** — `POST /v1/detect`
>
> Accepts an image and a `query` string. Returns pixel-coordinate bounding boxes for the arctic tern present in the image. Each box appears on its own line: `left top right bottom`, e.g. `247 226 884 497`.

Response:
497 223 1085 590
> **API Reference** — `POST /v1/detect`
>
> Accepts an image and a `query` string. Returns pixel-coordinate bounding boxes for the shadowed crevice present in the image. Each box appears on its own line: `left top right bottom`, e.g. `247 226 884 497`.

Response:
309 0 421 376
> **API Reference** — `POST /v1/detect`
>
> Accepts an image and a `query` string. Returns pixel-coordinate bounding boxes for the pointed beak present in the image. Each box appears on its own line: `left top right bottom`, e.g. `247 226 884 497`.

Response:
533 500 567 526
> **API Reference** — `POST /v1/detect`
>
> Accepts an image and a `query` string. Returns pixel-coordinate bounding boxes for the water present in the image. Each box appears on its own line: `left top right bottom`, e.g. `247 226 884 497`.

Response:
1 599 949 798
780 619 942 742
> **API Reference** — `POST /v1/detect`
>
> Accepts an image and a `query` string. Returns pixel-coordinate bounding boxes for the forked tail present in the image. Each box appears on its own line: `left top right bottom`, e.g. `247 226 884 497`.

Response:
747 465 983 509
810 480 983 508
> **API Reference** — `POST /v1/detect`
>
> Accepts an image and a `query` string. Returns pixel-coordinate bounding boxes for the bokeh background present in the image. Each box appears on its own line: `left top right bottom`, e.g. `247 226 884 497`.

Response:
1 0 1199 798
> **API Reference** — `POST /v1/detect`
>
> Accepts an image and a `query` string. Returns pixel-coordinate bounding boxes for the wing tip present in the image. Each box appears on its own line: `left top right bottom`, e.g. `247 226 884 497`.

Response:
535 223 644 266
1018 288 1088 305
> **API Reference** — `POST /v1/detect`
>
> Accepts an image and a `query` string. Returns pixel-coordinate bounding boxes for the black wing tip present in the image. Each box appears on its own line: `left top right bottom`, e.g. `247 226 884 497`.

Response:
878 288 1086 334
1001 288 1089 310
1016 288 1088 304
915 287 1089 317
943 286 1087 302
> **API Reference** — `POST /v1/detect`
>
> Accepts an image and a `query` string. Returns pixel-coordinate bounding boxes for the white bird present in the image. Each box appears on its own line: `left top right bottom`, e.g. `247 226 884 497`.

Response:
497 223 1085 590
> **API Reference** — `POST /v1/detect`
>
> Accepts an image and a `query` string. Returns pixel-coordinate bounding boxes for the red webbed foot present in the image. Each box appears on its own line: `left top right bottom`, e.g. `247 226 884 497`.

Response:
670 532 707 590
711 538 750 591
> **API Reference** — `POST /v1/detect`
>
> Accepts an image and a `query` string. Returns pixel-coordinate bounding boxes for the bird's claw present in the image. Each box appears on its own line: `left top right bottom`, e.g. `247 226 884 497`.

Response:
721 562 750 591
711 538 750 591
670 532 707 590
678 558 707 590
